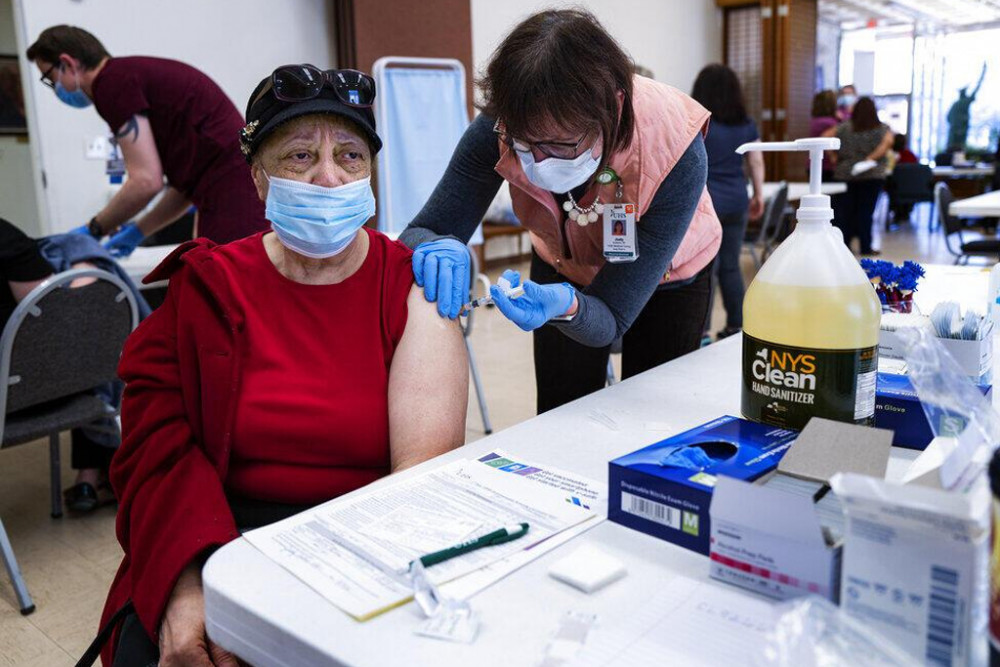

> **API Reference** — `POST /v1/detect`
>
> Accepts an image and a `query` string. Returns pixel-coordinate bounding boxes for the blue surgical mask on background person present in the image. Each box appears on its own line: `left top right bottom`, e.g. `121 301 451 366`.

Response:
55 65 92 109
518 141 601 193
264 174 375 258
837 94 857 109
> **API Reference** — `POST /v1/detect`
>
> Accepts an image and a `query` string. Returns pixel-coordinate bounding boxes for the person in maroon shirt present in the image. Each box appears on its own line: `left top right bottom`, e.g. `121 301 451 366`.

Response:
92 65 468 666
26 25 267 255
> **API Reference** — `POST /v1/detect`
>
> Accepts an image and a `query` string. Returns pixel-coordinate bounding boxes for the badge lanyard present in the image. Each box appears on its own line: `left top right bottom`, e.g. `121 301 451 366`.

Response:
597 168 638 263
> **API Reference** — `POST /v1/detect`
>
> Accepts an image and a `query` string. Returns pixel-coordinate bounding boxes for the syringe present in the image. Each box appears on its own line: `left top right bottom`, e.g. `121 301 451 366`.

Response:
461 284 526 314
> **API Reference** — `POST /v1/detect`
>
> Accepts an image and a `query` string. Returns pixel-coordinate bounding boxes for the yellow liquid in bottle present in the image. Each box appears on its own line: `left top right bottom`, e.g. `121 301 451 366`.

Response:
743 280 881 350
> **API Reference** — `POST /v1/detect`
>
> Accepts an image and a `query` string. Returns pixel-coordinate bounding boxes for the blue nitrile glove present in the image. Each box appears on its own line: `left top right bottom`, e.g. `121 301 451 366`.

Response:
69 224 95 237
412 238 470 320
659 445 715 470
490 270 575 332
104 222 145 258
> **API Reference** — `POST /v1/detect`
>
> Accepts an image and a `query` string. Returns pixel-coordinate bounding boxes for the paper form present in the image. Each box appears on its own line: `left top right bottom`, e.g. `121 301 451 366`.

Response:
439 451 608 600
243 459 598 620
568 575 777 667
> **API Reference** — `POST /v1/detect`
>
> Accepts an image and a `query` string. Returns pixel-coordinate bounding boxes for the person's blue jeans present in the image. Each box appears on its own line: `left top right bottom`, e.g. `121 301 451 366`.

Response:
715 210 749 330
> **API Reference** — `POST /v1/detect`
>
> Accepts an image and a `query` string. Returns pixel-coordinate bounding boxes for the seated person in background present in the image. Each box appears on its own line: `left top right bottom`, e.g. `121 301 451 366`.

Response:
0 218 124 512
98 65 469 666
893 134 918 165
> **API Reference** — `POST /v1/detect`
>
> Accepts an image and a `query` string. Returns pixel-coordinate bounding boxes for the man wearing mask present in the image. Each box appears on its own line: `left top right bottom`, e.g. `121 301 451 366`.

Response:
27 25 267 255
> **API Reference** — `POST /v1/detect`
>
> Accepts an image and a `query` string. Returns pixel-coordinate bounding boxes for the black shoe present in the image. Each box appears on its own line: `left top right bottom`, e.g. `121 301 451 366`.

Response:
716 326 742 340
63 482 98 512
64 481 116 513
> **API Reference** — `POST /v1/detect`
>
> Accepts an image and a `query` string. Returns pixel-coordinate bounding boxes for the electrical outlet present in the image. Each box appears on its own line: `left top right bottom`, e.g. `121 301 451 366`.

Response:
85 135 110 160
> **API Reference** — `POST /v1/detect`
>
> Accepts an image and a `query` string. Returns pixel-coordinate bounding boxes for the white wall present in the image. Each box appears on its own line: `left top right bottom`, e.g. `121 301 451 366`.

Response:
470 0 722 98
16 0 334 234
0 0 41 236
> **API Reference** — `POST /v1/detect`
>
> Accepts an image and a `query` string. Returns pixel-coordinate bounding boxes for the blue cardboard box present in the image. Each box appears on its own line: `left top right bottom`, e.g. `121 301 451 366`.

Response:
608 416 799 556
875 372 992 450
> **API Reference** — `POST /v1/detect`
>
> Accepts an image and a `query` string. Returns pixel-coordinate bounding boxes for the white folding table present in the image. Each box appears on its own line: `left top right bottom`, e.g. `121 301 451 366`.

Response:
949 190 1000 218
203 335 926 667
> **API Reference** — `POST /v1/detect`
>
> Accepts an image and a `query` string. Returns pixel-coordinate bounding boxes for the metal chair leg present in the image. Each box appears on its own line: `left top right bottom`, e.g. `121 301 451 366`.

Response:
49 433 62 519
0 518 34 615
465 338 493 435
606 358 617 386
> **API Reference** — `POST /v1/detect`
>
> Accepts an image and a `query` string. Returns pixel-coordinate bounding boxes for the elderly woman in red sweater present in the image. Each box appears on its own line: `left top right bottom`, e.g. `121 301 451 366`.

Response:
97 65 469 666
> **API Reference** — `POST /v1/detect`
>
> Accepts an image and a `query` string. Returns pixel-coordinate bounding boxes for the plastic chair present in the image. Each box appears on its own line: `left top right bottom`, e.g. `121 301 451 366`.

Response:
742 182 788 269
936 183 1000 264
0 268 139 614
374 56 491 433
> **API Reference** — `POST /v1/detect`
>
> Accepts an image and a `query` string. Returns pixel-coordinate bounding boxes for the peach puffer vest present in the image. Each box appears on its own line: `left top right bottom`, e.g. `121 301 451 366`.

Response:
495 75 722 286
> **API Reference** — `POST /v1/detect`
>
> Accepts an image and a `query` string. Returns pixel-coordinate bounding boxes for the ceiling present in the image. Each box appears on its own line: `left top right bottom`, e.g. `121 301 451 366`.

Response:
820 0 1000 32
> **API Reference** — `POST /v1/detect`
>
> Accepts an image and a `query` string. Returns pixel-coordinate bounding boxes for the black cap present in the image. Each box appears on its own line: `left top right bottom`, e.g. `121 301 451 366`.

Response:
239 71 382 163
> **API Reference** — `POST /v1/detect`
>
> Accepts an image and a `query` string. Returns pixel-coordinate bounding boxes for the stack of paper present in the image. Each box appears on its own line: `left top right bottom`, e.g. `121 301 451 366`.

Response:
244 452 605 620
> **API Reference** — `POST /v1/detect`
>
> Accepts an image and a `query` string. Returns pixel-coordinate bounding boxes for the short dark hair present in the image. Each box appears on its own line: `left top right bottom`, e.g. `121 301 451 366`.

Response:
478 9 635 162
851 97 880 132
892 133 908 152
811 90 838 118
26 25 109 69
691 64 748 125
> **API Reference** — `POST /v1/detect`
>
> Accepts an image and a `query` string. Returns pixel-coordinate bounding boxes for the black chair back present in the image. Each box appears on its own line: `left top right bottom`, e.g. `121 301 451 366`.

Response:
758 182 789 247
889 164 934 205
2 270 136 415
934 182 965 238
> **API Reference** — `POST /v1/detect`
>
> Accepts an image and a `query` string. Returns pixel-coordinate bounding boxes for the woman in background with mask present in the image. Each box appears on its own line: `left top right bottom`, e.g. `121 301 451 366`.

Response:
401 9 721 414
95 65 468 666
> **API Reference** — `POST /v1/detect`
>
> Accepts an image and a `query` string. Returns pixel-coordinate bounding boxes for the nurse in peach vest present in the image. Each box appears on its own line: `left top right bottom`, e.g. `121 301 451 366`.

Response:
400 9 722 413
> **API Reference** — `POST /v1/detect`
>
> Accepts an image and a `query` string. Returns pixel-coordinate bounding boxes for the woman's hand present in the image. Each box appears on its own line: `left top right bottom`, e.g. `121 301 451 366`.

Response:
159 562 239 666
748 194 764 221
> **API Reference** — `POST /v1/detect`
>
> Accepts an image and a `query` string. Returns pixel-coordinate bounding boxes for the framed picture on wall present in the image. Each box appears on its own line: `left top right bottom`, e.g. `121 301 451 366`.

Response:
0 55 27 135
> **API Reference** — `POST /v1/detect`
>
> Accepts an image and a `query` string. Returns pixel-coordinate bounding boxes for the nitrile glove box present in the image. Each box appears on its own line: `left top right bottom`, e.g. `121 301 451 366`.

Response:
607 416 798 556
875 371 992 450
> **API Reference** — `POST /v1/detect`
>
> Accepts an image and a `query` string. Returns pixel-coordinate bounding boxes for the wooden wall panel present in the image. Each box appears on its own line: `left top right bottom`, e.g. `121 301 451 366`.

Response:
334 0 475 116
781 0 818 179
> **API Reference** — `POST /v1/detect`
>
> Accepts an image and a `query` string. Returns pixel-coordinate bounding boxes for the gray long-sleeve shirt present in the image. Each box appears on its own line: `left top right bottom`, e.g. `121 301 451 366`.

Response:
399 113 709 348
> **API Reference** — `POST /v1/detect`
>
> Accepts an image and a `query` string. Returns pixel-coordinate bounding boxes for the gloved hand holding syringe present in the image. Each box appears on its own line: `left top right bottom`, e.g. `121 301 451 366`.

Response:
461 270 525 314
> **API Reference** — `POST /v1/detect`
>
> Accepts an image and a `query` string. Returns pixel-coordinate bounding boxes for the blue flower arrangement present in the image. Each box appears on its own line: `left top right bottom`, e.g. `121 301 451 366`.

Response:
860 259 925 311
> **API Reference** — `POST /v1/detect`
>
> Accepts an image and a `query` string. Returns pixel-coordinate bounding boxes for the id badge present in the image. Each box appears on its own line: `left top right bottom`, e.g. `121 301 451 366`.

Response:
603 203 638 263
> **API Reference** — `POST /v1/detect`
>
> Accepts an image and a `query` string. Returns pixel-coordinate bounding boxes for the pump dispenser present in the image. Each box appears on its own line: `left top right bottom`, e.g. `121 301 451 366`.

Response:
739 138 880 429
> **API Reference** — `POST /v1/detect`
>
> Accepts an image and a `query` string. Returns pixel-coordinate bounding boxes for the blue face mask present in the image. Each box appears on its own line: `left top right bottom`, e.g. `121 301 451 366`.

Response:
54 67 92 108
265 174 375 258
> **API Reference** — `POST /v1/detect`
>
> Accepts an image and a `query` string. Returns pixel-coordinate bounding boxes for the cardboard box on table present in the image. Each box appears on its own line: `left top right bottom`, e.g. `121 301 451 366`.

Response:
831 434 990 667
708 418 893 603
880 320 993 383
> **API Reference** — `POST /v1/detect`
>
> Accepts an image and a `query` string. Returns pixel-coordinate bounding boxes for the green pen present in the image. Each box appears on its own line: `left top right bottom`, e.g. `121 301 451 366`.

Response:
412 522 530 570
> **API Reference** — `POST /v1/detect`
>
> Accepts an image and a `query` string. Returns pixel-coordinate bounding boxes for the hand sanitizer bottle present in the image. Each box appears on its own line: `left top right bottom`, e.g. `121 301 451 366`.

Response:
740 138 881 429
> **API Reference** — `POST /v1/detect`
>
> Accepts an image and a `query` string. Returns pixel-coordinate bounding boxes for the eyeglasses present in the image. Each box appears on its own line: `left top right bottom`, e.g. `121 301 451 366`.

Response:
251 65 376 110
39 63 58 90
493 118 595 160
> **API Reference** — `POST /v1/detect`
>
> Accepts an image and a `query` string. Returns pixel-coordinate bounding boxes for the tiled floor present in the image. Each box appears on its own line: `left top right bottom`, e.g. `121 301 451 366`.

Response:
0 200 992 665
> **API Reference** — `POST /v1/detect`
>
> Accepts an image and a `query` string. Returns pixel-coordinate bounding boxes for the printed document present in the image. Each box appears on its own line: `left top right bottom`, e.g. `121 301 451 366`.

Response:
244 457 601 620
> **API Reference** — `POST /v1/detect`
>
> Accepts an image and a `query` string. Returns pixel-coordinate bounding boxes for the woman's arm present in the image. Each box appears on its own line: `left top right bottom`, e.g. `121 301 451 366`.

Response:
111 274 238 647
398 114 505 249
387 285 469 472
550 134 708 348
867 129 895 162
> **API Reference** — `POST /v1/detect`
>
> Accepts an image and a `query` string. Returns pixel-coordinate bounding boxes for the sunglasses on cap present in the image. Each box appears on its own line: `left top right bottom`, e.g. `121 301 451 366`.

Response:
251 65 376 110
